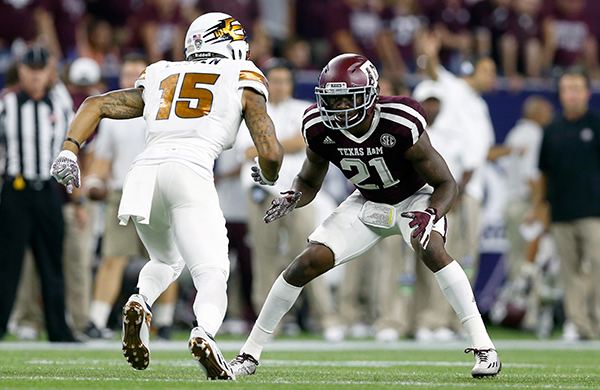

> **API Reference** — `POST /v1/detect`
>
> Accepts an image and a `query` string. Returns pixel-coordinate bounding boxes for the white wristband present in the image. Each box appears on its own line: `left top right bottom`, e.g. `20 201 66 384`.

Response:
59 149 78 161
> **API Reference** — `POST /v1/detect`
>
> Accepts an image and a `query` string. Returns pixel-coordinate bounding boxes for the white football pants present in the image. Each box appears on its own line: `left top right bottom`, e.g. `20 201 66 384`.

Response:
132 162 230 336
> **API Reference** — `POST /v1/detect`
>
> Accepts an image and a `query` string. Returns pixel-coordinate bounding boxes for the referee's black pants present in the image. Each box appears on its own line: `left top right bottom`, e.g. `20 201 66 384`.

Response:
0 180 75 341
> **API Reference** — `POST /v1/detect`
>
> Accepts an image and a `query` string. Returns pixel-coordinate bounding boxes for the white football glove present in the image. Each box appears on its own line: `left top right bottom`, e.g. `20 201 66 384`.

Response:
50 150 80 194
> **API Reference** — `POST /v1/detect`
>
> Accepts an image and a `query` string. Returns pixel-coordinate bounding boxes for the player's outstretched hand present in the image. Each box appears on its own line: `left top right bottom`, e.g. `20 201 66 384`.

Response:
50 150 81 194
264 190 302 223
401 207 437 249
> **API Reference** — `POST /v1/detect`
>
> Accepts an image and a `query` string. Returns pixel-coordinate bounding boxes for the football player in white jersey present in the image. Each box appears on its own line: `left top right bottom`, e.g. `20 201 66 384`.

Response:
50 12 283 380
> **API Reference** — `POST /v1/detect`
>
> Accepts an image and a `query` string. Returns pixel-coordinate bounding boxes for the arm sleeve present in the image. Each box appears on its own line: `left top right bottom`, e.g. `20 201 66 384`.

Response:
238 60 269 100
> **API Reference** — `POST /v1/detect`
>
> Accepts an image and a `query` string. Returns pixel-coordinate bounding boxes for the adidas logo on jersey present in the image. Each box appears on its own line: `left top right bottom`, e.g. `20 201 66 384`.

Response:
323 136 335 144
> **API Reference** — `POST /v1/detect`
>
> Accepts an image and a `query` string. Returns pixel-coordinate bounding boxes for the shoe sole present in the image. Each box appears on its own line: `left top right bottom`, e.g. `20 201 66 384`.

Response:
472 362 502 378
122 302 149 370
189 337 234 380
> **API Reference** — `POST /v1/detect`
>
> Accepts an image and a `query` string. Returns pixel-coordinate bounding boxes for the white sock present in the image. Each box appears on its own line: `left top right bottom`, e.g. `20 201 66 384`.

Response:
153 303 175 327
241 273 303 360
137 260 178 306
191 267 228 336
434 261 494 349
89 301 112 329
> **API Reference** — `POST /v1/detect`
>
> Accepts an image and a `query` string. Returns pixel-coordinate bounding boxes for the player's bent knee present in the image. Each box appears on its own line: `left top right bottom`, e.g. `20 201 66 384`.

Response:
284 244 334 286
421 233 452 272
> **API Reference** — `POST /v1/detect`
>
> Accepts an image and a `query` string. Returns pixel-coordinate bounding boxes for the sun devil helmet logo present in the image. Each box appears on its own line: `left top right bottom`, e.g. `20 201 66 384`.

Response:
205 18 246 44
185 12 249 60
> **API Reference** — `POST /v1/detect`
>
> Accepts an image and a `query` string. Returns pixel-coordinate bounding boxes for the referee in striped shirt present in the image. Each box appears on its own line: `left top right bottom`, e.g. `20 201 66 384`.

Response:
0 47 76 342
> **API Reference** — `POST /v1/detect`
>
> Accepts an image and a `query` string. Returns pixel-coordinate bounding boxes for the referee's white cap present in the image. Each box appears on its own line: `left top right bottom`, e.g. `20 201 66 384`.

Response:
69 57 101 86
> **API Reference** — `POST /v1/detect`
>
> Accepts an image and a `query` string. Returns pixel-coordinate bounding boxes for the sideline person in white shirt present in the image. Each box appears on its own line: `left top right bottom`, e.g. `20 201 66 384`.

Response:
410 79 467 341
501 96 554 281
419 32 497 280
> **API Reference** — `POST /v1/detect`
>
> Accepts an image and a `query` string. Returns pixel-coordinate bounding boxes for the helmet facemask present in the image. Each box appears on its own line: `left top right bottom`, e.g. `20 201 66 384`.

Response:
315 83 377 130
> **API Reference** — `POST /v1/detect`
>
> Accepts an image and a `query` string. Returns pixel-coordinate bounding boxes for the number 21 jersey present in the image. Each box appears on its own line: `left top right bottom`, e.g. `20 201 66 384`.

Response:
132 58 268 179
303 95 428 205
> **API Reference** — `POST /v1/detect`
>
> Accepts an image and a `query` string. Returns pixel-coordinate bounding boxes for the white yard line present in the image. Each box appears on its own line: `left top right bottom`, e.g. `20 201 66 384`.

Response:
0 375 595 389
2 339 600 351
24 358 545 369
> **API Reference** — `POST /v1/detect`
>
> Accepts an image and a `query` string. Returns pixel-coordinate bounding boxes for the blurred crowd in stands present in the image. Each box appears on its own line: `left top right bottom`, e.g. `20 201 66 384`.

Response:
1 0 599 343
1 0 600 88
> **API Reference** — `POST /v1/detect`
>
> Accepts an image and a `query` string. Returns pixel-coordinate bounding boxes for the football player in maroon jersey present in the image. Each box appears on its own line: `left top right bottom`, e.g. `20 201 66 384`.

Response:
233 54 501 379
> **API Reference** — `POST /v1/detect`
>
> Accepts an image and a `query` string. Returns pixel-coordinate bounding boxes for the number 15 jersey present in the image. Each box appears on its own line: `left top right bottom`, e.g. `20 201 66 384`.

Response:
132 58 268 180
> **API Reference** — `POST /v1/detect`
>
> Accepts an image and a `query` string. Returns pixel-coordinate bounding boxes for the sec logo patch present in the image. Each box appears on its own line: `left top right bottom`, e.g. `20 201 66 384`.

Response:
380 133 396 148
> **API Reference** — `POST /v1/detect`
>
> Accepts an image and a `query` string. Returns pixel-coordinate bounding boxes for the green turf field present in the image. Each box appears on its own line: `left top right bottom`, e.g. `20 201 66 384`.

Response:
1 338 599 389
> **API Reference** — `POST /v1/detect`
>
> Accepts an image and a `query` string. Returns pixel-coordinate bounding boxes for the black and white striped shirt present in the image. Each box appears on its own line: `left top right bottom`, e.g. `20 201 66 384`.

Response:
0 88 72 181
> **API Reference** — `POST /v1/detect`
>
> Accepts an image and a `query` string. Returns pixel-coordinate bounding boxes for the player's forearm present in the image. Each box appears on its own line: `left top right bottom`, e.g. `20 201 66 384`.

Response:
243 91 284 182
254 126 283 182
61 97 103 154
290 175 320 208
429 178 458 218
62 90 144 155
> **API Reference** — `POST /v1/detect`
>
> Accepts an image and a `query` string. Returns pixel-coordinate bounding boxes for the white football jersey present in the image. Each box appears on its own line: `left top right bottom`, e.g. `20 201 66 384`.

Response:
132 58 268 180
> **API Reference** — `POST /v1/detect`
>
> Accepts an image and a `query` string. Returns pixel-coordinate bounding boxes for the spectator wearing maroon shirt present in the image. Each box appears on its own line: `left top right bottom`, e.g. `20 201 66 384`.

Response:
127 0 185 63
0 0 38 51
543 0 599 78
429 0 473 72
283 38 317 71
328 0 402 80
499 0 544 84
469 0 511 63
85 0 140 29
196 0 261 37
35 0 86 60
328 0 385 64
385 0 428 73
293 0 333 68
79 18 121 80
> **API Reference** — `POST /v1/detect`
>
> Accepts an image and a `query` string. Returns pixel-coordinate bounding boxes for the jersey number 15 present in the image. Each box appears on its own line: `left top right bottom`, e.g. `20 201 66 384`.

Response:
156 73 220 120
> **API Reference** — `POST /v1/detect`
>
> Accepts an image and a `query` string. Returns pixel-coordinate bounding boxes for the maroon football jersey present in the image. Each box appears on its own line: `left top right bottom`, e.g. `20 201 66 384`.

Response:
303 95 427 204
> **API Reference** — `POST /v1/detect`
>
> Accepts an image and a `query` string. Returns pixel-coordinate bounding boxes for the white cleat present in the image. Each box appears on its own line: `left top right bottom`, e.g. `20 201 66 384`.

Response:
122 294 152 370
465 347 502 378
189 326 235 380
229 353 259 377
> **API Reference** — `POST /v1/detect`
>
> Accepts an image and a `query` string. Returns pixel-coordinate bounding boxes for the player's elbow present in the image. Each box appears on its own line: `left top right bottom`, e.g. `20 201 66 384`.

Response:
80 95 104 116
448 177 459 201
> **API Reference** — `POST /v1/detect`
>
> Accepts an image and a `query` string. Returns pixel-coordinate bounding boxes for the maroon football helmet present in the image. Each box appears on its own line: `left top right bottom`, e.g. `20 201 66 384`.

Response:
315 54 379 130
